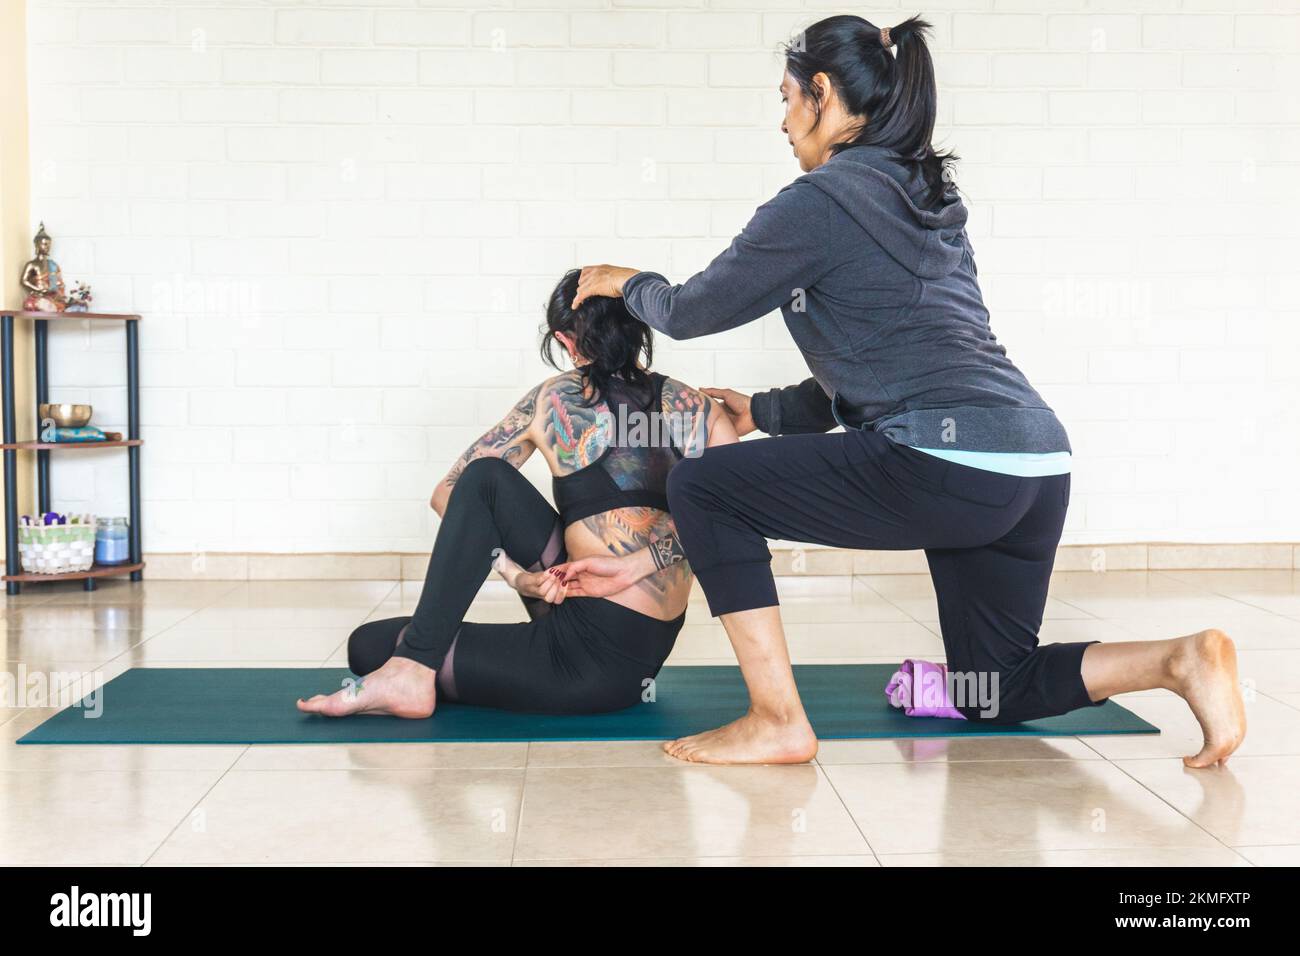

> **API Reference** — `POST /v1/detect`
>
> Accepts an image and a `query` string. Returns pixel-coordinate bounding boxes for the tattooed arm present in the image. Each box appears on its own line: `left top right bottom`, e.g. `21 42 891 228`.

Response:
662 375 733 458
570 508 691 603
430 386 540 516
557 525 688 599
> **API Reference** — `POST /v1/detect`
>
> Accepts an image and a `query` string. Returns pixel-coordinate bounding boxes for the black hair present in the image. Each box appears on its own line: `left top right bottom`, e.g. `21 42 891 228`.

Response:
783 13 956 209
540 269 654 406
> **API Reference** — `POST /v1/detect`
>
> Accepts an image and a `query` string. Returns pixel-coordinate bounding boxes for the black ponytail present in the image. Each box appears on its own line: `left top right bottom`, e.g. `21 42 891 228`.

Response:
783 13 956 209
541 269 654 407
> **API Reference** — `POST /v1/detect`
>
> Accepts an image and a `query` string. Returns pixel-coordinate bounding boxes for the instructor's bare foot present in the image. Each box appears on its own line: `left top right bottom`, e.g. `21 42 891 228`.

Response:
664 709 817 765
1169 629 1247 768
297 656 437 719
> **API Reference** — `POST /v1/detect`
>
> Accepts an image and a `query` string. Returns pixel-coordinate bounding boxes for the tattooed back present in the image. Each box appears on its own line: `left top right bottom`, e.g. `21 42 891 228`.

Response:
437 367 728 622
536 370 713 622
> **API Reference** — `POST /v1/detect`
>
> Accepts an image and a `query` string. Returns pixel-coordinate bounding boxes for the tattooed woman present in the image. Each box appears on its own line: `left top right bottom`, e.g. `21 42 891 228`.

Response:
298 269 739 718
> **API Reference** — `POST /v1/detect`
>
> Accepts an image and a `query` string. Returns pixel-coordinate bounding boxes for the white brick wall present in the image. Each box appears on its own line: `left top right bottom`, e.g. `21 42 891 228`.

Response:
24 1 1300 554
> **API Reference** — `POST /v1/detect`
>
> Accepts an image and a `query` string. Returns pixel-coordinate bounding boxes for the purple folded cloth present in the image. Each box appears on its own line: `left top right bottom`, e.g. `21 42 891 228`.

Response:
885 659 967 719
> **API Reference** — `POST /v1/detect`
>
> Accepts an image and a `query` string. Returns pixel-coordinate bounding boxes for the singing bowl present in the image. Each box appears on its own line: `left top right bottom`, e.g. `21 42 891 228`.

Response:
39 403 93 427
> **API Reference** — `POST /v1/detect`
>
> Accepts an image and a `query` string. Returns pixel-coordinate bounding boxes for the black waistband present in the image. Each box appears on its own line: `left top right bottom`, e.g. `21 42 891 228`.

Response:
559 490 671 527
578 596 687 629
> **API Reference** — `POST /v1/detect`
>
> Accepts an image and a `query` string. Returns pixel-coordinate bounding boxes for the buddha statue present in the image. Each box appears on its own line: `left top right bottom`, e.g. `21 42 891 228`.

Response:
21 222 66 313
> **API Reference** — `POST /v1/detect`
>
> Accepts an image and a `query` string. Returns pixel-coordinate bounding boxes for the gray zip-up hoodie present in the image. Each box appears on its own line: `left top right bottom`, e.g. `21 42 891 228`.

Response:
622 144 1070 454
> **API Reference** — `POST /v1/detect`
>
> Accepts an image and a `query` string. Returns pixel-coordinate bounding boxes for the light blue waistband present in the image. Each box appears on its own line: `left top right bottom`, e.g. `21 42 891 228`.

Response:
909 447 1073 478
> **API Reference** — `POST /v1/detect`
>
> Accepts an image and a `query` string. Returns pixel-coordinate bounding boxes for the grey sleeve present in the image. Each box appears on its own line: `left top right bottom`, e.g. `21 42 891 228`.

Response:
622 182 832 340
749 378 838 436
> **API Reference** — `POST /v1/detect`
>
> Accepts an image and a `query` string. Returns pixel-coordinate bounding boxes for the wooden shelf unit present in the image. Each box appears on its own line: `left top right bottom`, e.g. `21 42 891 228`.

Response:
3 561 144 584
0 439 143 451
1 310 144 593
4 310 140 322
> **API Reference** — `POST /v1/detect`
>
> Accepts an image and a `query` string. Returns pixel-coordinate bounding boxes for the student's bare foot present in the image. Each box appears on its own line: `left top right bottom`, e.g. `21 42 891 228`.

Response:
1168 629 1247 768
493 550 567 602
297 656 437 719
663 709 817 765
492 550 524 586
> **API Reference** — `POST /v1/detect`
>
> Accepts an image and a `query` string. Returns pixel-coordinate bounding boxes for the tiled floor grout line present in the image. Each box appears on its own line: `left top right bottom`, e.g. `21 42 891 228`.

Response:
1261 689 1300 711
99 579 246 671
315 580 402 666
847 572 1259 867
846 576 917 623
511 743 532 866
97 581 400 867
139 747 249 868
144 581 385 864
82 581 399 671
1114 569 1300 622
814 757 883 866
1221 593 1299 614
1040 594 1101 620
1155 568 1290 590
850 571 1117 630
1102 754 1257 867
1069 575 1289 866
1152 568 1300 619
81 583 247 867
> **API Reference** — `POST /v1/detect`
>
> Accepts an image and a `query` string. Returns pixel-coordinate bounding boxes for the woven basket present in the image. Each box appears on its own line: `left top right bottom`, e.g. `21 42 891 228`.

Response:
18 520 96 574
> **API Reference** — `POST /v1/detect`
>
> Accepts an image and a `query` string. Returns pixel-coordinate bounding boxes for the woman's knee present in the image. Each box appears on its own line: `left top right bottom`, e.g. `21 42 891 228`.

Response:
666 453 715 513
443 456 521 513
456 455 516 492
948 663 1028 724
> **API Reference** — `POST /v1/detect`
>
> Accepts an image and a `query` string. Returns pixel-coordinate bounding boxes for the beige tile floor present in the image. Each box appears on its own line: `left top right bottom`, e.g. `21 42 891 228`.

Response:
2 569 1298 866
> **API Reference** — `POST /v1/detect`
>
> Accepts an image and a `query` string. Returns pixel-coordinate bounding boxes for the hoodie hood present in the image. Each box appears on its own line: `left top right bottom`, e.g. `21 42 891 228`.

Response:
798 144 968 279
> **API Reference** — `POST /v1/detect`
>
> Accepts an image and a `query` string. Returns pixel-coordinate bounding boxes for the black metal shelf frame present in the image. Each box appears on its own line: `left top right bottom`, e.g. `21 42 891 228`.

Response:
2 312 143 594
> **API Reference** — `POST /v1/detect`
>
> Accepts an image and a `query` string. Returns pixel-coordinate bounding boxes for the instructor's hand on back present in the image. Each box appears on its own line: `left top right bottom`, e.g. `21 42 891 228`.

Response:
572 264 638 309
571 263 758 438
701 387 757 436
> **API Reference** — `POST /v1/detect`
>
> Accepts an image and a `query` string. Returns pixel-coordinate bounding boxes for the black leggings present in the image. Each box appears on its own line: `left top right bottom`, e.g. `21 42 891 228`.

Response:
665 427 1099 725
349 457 684 715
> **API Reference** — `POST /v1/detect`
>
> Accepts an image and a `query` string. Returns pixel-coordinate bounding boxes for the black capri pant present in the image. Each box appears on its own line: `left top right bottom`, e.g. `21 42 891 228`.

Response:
350 457 683 715
665 427 1101 725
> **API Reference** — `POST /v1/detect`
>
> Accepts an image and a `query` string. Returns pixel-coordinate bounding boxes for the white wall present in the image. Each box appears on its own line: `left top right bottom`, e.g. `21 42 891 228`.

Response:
24 0 1300 553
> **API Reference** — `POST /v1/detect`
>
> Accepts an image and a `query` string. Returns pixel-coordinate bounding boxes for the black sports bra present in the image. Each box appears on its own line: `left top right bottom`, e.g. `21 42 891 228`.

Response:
552 371 685 527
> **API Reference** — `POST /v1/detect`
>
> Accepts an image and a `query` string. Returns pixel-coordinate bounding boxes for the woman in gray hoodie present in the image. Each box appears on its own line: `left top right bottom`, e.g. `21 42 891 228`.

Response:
565 14 1244 769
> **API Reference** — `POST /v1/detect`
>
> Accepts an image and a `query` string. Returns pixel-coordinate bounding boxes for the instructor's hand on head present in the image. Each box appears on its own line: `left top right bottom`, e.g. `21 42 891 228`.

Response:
572 264 638 310
701 387 757 437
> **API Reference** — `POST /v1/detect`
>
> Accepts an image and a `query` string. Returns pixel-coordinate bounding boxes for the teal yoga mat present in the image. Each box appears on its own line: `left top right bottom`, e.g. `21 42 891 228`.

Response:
17 665 1158 745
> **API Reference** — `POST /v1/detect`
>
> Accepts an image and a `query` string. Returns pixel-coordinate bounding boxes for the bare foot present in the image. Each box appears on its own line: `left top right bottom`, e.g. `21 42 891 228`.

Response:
663 710 818 765
1168 629 1247 768
492 550 524 584
493 550 567 602
297 656 437 719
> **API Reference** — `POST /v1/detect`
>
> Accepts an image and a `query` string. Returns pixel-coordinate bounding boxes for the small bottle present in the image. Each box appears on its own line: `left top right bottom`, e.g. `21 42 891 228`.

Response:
95 517 130 565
